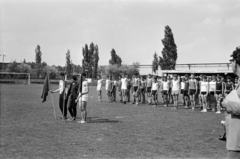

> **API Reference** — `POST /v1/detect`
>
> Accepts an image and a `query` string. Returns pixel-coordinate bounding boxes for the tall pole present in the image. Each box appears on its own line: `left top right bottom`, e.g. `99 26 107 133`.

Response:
0 54 6 72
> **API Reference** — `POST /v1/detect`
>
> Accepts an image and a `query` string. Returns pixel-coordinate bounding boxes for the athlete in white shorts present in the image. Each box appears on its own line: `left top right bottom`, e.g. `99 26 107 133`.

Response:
200 75 209 112
171 74 180 109
121 74 128 104
76 73 89 124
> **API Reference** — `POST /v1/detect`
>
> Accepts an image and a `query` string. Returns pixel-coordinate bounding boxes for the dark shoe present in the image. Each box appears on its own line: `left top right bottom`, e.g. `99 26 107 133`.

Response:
219 135 226 141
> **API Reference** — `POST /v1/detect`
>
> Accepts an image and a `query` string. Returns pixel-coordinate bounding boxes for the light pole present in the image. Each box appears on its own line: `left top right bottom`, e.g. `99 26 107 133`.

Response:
0 54 6 72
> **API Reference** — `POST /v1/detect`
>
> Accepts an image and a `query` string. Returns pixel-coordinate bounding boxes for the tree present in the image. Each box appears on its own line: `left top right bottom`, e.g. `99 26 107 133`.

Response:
16 63 31 73
159 25 178 70
23 59 26 64
109 49 122 66
35 45 42 78
41 61 47 68
35 45 42 65
66 50 72 76
105 63 140 79
82 43 100 78
6 61 19 72
41 65 58 79
152 52 159 74
82 44 89 75
93 45 99 78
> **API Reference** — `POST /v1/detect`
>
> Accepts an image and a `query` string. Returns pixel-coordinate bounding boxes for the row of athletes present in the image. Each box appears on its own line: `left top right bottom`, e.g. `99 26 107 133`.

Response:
96 73 238 112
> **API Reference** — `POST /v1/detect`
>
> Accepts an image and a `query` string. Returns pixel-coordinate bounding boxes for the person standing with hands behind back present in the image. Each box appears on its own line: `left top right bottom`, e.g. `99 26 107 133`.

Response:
220 46 240 159
66 75 79 121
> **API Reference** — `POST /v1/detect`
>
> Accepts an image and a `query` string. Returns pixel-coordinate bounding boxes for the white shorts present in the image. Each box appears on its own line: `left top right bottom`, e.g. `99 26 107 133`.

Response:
79 95 88 102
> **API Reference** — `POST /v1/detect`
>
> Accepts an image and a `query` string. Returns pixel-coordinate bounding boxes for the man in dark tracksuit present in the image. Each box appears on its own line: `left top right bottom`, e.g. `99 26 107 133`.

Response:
66 76 79 121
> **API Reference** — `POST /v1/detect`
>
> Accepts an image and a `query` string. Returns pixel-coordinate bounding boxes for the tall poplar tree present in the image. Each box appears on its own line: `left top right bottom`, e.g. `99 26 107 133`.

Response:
152 52 159 74
109 49 122 66
66 50 71 76
159 25 178 70
35 45 42 65
93 45 99 78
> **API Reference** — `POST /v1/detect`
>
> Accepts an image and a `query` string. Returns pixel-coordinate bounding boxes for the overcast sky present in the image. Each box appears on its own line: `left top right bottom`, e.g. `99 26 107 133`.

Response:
1 0 240 66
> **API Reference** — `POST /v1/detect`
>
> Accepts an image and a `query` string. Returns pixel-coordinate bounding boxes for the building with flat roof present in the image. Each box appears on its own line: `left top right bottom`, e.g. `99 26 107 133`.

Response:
137 63 235 78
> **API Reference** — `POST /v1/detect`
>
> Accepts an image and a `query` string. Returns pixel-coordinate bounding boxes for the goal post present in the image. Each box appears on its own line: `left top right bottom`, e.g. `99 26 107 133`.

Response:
0 72 31 85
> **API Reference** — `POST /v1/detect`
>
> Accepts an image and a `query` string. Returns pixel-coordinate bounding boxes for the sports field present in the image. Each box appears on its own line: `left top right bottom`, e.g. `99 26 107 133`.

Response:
1 84 226 158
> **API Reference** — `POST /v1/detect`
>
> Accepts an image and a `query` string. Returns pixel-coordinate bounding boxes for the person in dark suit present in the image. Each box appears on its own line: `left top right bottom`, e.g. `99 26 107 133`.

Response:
66 75 79 121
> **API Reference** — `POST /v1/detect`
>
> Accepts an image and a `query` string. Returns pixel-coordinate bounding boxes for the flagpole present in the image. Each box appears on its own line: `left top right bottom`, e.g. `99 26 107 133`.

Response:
51 93 57 120
48 73 57 120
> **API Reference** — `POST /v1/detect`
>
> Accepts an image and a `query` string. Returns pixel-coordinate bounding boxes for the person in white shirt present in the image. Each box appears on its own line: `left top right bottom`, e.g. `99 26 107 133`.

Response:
151 77 159 107
209 75 217 112
76 73 89 124
51 72 67 120
162 76 170 107
200 75 209 112
180 77 186 106
171 74 180 109
105 76 110 99
121 74 128 104
96 75 103 102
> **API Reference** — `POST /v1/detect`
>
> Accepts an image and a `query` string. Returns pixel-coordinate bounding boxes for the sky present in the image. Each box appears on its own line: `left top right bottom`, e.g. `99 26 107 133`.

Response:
1 0 240 67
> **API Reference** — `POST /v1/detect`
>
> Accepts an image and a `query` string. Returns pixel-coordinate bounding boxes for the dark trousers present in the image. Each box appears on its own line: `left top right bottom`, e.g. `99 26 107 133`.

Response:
67 94 77 118
59 93 67 117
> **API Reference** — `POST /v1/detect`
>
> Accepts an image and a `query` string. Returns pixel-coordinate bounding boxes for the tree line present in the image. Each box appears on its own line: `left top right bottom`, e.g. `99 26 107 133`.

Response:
5 25 177 79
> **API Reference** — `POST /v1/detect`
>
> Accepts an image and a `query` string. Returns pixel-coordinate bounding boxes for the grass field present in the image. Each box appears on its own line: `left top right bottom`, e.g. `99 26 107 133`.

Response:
0 84 226 159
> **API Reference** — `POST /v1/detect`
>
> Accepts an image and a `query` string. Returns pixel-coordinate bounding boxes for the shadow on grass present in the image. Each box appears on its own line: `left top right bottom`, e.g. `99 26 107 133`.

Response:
87 117 123 124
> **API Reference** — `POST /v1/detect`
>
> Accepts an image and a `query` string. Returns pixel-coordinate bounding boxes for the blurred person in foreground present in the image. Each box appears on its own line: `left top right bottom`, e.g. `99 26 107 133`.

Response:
220 46 240 159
